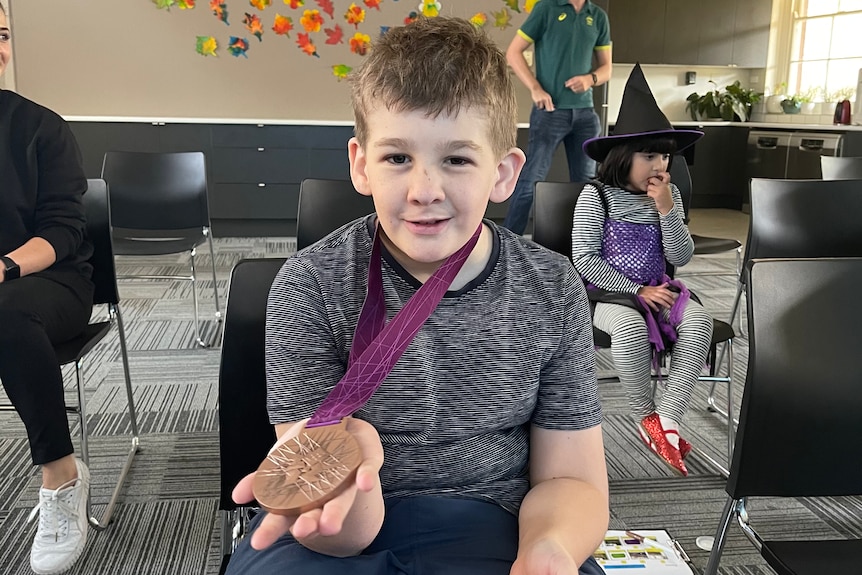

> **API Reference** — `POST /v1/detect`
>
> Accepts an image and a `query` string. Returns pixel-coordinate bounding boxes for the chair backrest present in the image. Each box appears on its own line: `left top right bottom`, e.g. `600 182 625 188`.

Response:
740 178 862 283
296 178 375 250
728 257 862 498
669 154 692 223
101 151 210 230
218 258 285 510
820 155 862 180
83 178 121 306
532 181 585 261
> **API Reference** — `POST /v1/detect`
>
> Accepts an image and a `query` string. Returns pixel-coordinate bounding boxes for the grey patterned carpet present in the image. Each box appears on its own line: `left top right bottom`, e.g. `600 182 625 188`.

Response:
0 233 858 575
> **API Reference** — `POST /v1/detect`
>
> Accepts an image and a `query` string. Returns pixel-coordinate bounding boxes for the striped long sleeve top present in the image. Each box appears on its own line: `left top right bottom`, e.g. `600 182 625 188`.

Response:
571 182 694 295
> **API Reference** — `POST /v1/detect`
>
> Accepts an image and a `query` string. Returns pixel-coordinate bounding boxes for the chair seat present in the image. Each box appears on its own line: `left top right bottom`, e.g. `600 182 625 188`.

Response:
692 234 742 255
54 321 112 365
762 539 862 575
112 234 204 257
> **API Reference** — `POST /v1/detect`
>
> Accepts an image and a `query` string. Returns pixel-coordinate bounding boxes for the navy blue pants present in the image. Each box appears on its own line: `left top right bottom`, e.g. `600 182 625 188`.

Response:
226 496 605 575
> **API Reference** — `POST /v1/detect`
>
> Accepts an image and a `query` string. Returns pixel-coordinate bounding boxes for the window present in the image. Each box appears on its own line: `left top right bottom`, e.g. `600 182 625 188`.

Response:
788 0 861 101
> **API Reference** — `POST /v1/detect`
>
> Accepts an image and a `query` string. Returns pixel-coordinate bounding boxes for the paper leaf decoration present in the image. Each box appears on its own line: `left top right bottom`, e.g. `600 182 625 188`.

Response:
153 0 176 9
419 1 441 17
404 11 419 25
492 8 512 29
349 32 371 55
297 32 320 57
300 9 324 32
324 25 344 44
228 36 250 57
273 14 294 36
525 0 538 13
502 0 520 13
178 0 196 8
285 0 305 8
250 0 272 9
210 0 229 24
332 64 353 80
470 13 487 28
244 13 265 40
316 0 335 18
196 35 218 56
364 0 382 9
345 3 366 28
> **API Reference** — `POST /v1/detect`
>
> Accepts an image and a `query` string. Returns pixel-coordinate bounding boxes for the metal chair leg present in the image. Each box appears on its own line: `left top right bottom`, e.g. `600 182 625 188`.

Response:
703 496 738 575
74 311 140 530
205 227 222 322
189 247 207 348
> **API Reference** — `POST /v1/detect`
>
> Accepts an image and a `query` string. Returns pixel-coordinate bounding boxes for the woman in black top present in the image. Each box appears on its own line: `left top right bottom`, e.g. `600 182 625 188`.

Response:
0 4 95 573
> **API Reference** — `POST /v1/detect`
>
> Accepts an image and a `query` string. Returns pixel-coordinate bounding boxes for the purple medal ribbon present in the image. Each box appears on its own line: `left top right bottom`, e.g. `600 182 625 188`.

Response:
306 224 483 428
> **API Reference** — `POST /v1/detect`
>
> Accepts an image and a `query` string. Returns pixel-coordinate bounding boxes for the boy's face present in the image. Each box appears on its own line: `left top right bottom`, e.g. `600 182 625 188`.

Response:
349 105 524 275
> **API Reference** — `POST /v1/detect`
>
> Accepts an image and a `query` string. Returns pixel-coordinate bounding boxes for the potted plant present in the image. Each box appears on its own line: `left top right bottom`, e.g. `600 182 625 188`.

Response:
686 80 762 122
799 86 823 114
781 95 803 114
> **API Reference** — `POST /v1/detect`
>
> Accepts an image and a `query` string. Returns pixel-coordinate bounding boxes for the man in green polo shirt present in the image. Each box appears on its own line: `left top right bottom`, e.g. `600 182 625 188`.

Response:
503 0 612 235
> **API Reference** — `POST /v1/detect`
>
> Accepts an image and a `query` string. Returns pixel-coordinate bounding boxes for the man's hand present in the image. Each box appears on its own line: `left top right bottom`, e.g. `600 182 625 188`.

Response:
531 86 555 111
511 537 579 575
232 417 384 553
646 171 673 215
637 283 678 312
564 74 592 95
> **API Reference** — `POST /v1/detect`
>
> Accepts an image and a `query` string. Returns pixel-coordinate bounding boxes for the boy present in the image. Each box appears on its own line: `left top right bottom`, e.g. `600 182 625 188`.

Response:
228 16 608 575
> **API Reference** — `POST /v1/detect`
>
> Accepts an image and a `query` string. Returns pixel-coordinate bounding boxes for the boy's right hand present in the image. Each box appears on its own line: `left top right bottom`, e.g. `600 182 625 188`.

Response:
232 417 385 552
531 87 555 111
637 283 678 312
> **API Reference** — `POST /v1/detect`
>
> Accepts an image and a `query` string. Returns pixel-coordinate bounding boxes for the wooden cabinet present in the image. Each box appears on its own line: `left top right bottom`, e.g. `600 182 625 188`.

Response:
67 121 355 236
609 0 771 67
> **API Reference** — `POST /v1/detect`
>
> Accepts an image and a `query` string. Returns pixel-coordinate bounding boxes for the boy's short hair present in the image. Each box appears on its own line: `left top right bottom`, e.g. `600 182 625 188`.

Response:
350 17 517 157
596 136 678 189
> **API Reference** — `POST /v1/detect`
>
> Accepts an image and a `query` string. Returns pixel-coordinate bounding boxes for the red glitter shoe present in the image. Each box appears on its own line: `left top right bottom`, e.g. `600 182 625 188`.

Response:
678 437 692 460
638 413 689 476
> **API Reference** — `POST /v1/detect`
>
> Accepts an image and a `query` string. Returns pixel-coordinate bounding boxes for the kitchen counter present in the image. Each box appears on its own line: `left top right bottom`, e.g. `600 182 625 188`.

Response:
668 121 862 132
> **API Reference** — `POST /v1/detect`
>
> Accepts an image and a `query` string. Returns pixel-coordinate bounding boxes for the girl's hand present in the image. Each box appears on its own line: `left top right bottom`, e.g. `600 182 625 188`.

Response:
646 172 673 215
637 283 677 312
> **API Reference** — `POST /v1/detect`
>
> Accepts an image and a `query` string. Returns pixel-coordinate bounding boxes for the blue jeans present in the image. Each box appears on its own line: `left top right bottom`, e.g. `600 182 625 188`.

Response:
504 107 600 235
225 496 605 575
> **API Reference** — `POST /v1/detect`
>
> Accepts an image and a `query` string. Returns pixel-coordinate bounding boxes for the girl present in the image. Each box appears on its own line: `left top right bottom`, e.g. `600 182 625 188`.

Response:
572 64 713 476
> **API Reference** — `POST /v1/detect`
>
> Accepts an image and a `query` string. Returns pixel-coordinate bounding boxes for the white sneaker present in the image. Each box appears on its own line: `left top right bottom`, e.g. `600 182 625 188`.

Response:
28 458 90 575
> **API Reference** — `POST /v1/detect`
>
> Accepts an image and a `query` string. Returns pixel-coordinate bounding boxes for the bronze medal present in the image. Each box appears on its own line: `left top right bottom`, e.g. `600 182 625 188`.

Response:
252 420 362 515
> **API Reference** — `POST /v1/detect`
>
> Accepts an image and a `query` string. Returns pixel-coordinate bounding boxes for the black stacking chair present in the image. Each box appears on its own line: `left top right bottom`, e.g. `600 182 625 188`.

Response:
0 179 140 530
219 181 374 567
296 178 375 250
704 257 862 575
532 179 736 476
671 156 742 277
718 178 862 407
820 155 862 179
217 257 285 568
101 151 221 348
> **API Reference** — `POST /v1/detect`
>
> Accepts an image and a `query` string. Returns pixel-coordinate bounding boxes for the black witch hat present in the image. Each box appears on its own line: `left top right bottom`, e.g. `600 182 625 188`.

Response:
583 63 703 162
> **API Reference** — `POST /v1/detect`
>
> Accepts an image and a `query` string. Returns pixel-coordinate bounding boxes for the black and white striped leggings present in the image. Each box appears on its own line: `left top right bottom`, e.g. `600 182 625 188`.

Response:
594 300 713 423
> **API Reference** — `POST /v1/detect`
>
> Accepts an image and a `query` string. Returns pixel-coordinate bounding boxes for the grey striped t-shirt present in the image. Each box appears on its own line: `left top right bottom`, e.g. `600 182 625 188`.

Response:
265 217 601 514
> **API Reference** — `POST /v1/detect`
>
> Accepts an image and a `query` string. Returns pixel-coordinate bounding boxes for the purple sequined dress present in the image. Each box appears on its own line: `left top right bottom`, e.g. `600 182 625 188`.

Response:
589 217 692 355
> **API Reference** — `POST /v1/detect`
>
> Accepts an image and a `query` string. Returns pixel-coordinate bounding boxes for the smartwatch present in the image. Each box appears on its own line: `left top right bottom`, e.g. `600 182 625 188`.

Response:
591 72 598 86
1 255 20 281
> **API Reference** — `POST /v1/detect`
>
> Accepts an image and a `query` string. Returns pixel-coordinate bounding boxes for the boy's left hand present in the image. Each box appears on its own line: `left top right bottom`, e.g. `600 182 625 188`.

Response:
646 172 674 216
511 537 580 575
